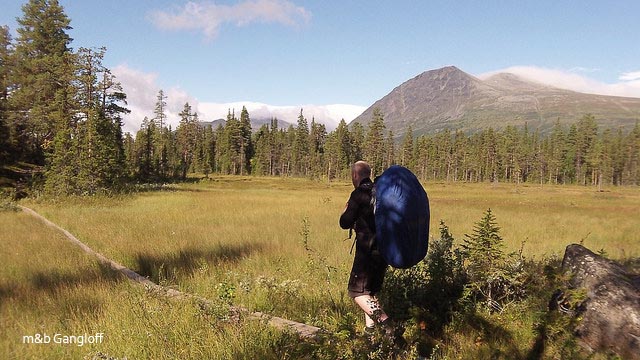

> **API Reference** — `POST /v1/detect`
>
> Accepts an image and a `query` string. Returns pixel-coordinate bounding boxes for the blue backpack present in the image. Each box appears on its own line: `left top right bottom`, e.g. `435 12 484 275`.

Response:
374 165 430 269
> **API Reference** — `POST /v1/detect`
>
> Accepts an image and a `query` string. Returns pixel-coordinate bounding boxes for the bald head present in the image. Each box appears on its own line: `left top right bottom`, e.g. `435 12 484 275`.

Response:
351 161 371 188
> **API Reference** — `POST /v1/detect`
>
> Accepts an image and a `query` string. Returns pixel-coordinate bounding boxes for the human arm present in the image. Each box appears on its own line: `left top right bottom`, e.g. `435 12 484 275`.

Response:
339 191 360 230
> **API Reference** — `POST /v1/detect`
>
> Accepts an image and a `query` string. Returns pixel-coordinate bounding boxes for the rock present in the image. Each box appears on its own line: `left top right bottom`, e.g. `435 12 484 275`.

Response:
561 244 640 359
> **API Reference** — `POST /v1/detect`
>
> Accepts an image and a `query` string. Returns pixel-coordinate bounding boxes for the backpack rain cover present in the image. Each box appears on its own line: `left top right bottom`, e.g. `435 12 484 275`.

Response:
374 165 430 269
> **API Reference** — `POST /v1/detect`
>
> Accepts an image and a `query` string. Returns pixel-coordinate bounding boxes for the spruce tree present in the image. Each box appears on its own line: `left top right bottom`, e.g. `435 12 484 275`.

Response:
400 125 414 170
135 117 156 181
293 109 310 176
152 89 169 178
176 103 198 179
10 0 73 164
0 26 12 163
350 121 364 163
239 106 253 175
308 117 326 178
364 108 386 176
461 208 506 309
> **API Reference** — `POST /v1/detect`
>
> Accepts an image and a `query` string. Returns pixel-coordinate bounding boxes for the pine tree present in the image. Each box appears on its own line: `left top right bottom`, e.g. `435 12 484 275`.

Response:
56 46 129 195
253 124 271 175
152 89 169 178
384 129 395 170
9 0 73 164
176 103 198 179
308 117 327 178
239 106 253 175
575 114 598 185
400 125 414 170
350 121 364 163
461 208 507 309
623 122 640 185
364 108 386 176
293 109 310 176
330 119 353 179
202 124 215 178
153 90 167 129
135 117 155 181
42 50 76 195
452 130 469 181
0 26 12 163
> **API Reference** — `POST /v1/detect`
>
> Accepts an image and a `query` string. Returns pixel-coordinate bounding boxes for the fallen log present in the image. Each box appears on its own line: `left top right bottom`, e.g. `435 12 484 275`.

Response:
19 205 322 339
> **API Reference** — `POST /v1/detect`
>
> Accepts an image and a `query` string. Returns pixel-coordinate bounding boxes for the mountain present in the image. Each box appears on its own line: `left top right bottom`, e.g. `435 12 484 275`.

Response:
197 102 366 132
200 117 294 132
351 66 640 138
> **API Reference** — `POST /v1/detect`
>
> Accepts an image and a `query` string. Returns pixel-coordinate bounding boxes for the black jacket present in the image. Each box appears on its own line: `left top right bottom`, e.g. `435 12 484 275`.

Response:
339 178 376 252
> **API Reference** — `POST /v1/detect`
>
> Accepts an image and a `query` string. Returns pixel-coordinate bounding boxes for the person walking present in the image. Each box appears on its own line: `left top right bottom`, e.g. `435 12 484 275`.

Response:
339 161 401 342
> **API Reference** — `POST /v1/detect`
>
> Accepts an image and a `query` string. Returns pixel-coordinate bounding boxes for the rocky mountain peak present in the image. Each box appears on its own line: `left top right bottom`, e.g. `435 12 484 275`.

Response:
351 66 640 138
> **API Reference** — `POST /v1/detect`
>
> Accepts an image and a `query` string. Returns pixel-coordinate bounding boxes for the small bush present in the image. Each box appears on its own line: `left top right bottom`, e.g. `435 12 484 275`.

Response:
460 208 529 312
0 188 19 211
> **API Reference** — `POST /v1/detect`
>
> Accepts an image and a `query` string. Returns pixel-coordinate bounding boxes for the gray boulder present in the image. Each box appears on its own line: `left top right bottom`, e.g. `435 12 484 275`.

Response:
561 244 640 359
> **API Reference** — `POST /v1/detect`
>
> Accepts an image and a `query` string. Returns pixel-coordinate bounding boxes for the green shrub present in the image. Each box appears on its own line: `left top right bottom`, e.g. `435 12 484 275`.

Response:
460 208 528 312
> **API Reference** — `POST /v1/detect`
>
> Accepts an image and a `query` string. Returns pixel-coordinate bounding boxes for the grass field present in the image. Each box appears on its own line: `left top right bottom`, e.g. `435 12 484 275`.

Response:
2 177 639 359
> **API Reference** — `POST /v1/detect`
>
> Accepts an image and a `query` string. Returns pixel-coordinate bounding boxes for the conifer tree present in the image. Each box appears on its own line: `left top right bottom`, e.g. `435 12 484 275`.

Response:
239 106 253 175
176 103 198 179
135 117 155 181
293 109 310 176
10 0 73 164
152 90 170 178
364 108 386 176
384 129 395 170
0 26 12 163
329 119 352 179
575 114 598 185
623 122 640 185
401 125 414 170
350 121 364 163
461 208 506 309
253 123 270 175
42 50 76 195
153 90 167 129
308 117 327 178
202 124 215 178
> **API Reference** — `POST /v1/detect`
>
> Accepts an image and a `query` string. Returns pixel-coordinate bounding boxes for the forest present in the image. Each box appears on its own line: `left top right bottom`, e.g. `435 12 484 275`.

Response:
1 1 639 198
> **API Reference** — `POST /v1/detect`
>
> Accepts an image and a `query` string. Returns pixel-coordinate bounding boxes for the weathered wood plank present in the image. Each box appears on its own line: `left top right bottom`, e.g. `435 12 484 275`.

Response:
19 205 322 339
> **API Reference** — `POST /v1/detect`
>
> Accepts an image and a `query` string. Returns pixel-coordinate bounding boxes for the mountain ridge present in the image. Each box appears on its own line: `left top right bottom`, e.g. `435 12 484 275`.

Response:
351 66 640 138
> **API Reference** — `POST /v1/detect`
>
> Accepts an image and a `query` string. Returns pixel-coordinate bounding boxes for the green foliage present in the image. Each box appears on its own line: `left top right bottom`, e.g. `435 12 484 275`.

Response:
2 0 640 194
364 108 386 176
0 187 18 211
460 209 528 312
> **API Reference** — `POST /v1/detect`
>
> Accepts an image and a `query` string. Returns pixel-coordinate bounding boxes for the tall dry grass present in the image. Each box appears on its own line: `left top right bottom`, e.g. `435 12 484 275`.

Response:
0 208 315 359
3 176 638 358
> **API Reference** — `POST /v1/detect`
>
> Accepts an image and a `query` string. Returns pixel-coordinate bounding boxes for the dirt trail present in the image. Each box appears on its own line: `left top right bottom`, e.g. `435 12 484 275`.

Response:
19 205 322 339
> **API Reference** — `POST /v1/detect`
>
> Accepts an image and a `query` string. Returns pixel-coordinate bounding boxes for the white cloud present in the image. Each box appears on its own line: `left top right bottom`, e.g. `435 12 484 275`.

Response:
113 64 364 134
113 64 199 134
148 0 311 40
620 71 640 82
568 66 600 74
198 102 365 130
478 66 640 98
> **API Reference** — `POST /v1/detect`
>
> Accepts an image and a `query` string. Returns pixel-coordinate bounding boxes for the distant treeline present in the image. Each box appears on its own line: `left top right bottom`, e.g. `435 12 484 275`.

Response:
1 1 639 197
128 105 640 189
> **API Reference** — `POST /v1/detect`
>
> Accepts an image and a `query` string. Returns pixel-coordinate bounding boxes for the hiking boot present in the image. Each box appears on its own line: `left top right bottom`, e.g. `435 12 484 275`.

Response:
380 318 407 349
363 325 376 342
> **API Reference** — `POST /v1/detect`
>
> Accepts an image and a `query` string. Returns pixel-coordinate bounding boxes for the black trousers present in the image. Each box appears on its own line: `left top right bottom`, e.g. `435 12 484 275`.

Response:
348 244 387 298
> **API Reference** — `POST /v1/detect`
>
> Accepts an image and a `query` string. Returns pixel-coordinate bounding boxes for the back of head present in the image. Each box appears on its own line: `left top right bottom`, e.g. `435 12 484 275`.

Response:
352 161 371 187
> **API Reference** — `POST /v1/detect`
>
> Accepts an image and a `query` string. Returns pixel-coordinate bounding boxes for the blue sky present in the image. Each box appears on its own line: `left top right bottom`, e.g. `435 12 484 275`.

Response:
2 0 639 132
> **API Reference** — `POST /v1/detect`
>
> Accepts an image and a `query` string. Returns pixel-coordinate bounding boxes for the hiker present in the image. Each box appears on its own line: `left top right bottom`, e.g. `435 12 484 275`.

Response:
339 161 398 338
